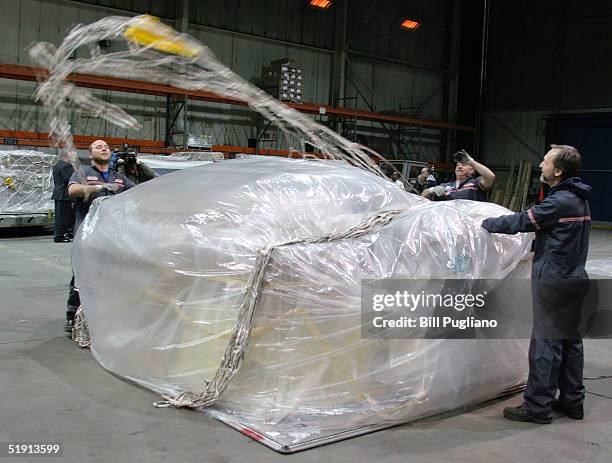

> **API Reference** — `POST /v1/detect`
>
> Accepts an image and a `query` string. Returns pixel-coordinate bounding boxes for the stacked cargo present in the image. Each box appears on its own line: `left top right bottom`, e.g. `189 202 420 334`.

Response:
260 58 303 103
0 150 56 227
0 150 56 214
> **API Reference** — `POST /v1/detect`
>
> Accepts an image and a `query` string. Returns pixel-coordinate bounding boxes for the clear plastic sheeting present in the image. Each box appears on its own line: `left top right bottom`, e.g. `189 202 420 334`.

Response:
0 150 56 214
32 11 531 451
139 153 224 163
73 157 533 452
586 258 612 278
158 152 224 161
29 14 390 185
138 153 221 176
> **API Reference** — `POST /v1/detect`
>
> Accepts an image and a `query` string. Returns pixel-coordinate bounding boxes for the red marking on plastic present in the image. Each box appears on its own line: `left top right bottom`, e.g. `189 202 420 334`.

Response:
240 427 264 441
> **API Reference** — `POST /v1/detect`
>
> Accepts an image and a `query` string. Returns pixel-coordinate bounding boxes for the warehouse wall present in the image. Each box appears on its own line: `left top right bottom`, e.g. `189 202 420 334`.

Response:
0 0 169 141
0 0 454 159
482 0 612 167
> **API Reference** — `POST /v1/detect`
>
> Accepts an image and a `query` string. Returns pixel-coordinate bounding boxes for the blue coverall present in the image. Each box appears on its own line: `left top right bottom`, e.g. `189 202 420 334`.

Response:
481 177 591 419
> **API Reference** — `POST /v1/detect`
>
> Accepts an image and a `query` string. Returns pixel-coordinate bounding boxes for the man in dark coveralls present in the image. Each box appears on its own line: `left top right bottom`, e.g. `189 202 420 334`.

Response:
482 144 591 424
64 139 135 332
51 153 76 242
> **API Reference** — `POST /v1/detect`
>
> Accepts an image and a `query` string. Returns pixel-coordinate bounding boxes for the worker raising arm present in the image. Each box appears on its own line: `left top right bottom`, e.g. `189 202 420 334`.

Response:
422 150 496 202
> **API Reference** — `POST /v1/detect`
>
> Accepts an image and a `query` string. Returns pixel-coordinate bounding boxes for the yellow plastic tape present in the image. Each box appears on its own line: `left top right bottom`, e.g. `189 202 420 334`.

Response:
3 177 14 188
123 15 202 58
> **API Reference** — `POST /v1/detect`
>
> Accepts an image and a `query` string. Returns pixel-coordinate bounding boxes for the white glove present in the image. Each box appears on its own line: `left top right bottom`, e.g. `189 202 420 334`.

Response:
96 183 119 193
430 185 446 197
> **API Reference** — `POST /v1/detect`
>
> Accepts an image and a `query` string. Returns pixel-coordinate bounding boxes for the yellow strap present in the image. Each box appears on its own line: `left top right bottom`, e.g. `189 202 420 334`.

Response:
123 15 202 58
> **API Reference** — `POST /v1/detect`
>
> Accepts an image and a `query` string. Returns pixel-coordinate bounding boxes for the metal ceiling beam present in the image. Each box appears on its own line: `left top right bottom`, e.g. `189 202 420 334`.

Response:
346 49 451 76
331 0 349 108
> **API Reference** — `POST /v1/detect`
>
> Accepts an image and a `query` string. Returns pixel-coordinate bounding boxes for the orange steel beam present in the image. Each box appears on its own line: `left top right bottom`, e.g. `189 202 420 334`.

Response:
0 130 165 147
0 63 474 132
0 129 300 156
295 103 473 131
0 130 386 160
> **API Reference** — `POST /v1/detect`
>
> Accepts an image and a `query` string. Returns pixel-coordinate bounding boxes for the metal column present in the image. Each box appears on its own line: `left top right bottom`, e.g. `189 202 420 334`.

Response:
165 0 190 148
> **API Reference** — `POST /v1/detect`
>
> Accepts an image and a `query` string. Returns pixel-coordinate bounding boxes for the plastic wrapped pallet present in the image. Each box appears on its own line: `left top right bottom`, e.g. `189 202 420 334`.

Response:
73 156 533 452
0 150 56 214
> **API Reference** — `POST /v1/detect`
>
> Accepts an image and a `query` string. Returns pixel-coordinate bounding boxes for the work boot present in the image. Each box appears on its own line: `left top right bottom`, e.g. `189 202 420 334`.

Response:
552 400 584 420
64 319 74 333
503 405 552 424
54 237 72 243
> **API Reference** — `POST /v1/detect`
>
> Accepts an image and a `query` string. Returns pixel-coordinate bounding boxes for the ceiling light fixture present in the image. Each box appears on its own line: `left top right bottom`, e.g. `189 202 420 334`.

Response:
309 0 332 10
400 19 421 30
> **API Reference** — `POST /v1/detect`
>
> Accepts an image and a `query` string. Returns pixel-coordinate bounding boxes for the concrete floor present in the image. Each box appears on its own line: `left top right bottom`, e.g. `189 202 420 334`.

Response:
1 228 611 463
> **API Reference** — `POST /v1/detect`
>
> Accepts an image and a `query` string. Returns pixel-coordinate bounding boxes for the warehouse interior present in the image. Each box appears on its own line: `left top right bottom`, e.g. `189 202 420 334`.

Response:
0 0 611 461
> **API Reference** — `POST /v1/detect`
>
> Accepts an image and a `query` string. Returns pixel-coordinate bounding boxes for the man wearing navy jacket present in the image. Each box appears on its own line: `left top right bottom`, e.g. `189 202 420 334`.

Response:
51 153 76 242
482 144 591 424
64 140 135 333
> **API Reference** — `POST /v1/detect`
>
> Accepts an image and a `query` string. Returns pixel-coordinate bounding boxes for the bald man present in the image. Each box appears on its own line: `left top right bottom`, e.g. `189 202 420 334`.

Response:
64 140 135 332
68 140 135 229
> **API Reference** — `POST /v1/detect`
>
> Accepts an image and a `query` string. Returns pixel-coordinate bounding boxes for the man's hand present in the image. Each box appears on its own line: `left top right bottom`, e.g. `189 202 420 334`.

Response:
452 149 474 164
97 183 119 193
421 185 446 199
116 158 125 165
429 185 446 197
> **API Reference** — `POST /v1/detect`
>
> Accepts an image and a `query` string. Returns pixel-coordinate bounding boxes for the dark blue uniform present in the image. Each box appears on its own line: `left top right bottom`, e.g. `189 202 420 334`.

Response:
68 165 135 230
436 176 488 202
482 177 591 419
66 166 134 323
51 160 75 241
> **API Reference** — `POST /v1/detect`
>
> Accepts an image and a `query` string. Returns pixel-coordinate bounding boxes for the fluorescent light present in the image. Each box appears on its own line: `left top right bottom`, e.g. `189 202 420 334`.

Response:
309 0 332 10
400 19 421 30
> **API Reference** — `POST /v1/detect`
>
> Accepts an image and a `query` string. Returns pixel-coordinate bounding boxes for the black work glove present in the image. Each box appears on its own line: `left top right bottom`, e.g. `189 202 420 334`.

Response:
452 149 474 164
481 219 493 232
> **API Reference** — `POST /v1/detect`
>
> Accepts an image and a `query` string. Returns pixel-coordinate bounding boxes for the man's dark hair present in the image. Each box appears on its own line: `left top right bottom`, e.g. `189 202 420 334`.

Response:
551 144 581 179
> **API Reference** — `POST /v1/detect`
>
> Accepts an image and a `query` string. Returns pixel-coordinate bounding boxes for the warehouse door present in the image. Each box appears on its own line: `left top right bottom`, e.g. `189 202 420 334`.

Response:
545 113 612 222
